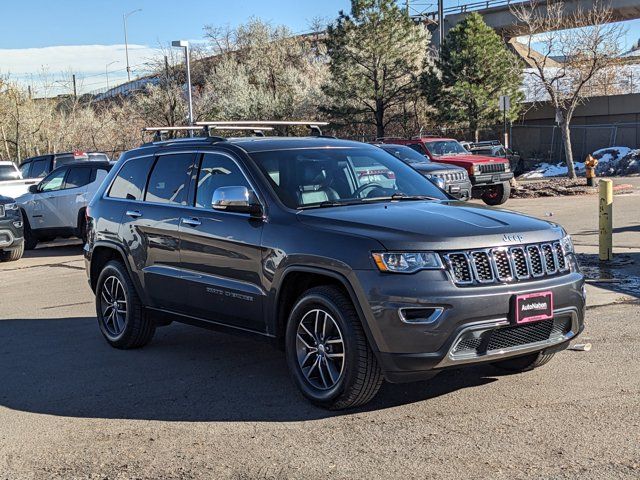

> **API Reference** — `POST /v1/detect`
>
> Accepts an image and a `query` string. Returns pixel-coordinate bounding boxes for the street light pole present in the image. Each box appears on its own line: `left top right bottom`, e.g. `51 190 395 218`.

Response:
172 40 194 134
105 61 118 90
123 9 142 82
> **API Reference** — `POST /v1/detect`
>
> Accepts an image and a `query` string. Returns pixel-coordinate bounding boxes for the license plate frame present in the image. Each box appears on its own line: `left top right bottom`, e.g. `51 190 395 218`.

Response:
492 174 501 183
514 291 554 324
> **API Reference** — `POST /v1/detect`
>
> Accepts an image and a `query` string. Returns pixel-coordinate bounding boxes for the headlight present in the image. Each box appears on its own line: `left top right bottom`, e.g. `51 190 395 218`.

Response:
561 234 574 254
472 165 481 175
4 202 18 211
504 162 511 172
424 174 445 189
372 252 443 273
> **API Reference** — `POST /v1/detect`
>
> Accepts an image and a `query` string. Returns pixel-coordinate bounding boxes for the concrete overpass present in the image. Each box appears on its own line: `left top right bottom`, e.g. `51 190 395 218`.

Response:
414 0 640 46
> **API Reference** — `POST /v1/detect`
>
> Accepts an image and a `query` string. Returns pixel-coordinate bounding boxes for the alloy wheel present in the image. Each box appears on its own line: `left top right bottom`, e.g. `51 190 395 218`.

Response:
100 275 127 337
296 308 345 390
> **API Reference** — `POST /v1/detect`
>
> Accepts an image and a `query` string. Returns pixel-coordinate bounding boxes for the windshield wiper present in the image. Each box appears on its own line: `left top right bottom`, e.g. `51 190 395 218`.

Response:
297 200 365 210
364 193 438 202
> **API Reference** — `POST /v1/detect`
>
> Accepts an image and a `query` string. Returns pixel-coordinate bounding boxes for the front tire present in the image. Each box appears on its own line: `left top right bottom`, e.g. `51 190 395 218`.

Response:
96 260 155 349
0 243 24 262
481 181 511 206
492 351 555 373
285 286 383 410
22 218 38 250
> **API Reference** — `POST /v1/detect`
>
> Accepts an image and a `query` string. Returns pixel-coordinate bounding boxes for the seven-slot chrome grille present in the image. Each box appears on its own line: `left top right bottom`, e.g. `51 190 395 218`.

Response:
433 171 466 182
443 241 570 286
478 163 506 174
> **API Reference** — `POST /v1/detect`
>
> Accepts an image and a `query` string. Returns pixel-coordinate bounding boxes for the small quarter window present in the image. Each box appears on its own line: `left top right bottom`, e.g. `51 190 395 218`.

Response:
109 156 154 201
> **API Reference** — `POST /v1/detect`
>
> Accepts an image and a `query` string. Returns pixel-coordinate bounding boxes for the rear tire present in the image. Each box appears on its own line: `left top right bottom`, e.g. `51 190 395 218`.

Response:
492 351 555 373
0 243 24 262
96 260 155 349
285 285 383 410
482 181 511 206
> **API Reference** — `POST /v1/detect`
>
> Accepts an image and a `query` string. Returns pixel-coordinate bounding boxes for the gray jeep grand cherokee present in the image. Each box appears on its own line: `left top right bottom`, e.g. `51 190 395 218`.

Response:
85 133 585 410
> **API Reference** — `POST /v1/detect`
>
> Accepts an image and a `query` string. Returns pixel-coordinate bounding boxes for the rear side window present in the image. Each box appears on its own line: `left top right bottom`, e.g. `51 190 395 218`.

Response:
30 158 49 178
195 153 251 209
145 153 193 205
109 156 154 201
64 167 92 189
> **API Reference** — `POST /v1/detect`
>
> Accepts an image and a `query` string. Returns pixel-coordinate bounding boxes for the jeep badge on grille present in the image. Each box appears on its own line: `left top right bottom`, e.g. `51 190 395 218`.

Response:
503 234 524 243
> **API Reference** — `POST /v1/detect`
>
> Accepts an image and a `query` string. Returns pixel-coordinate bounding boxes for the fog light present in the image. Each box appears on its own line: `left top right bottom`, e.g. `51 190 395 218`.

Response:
399 307 444 324
13 221 22 228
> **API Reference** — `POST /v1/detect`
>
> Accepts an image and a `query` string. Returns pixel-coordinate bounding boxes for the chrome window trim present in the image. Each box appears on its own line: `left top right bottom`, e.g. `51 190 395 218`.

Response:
102 149 266 218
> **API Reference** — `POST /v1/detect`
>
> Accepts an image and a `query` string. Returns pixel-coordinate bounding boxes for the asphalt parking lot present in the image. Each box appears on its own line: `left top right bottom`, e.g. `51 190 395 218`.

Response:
1 187 639 479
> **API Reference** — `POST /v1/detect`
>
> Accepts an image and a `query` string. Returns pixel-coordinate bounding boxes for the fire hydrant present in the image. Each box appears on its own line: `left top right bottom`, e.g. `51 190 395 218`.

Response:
585 155 598 186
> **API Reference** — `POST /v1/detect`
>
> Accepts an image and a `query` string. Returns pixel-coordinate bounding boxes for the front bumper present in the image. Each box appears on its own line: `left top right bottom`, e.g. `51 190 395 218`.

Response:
0 216 24 250
352 265 585 383
445 179 472 201
470 172 513 186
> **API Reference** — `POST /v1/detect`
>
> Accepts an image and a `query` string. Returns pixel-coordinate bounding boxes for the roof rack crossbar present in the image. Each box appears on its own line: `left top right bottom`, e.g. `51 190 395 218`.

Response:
196 120 329 137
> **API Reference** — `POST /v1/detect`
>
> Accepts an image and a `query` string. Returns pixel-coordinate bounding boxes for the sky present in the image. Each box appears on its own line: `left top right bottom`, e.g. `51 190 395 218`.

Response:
1 0 639 96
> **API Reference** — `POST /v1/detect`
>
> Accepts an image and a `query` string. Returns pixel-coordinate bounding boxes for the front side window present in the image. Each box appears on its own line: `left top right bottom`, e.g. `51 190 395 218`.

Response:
30 158 49 178
64 167 93 189
109 156 154 201
425 141 468 157
145 153 193 205
250 146 447 209
39 168 67 192
195 153 251 209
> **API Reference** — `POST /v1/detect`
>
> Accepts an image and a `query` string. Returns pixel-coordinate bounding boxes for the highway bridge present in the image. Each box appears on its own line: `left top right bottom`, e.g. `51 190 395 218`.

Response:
412 0 640 45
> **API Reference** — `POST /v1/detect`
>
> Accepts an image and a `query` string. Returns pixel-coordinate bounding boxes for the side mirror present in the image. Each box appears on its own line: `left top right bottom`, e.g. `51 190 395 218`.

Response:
212 186 262 217
28 184 39 194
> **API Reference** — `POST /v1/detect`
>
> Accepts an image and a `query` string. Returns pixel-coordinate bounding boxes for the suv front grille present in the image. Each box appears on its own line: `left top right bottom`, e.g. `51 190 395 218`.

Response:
434 171 466 182
478 163 506 174
0 205 4 218
443 241 570 286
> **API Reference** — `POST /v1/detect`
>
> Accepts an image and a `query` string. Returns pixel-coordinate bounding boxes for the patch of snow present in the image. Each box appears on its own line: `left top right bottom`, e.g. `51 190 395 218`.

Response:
520 161 585 178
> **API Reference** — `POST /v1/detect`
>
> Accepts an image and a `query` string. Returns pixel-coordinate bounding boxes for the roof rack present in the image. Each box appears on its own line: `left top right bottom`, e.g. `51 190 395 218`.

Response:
196 120 329 136
142 126 211 142
208 125 275 138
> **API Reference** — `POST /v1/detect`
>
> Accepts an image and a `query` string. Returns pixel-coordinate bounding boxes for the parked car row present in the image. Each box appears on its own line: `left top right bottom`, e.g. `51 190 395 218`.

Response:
0 151 112 262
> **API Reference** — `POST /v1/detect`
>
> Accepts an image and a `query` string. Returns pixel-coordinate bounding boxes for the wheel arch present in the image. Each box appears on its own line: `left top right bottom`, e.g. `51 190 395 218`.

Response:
89 242 144 302
272 266 377 354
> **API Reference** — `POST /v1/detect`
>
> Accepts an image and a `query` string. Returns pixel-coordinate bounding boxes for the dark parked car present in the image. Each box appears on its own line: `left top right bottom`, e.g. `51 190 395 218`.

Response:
85 131 585 409
375 144 472 200
0 194 24 262
19 151 110 179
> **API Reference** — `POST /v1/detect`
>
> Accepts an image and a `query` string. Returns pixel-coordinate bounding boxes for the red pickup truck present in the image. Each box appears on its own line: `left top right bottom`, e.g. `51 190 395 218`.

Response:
379 137 513 205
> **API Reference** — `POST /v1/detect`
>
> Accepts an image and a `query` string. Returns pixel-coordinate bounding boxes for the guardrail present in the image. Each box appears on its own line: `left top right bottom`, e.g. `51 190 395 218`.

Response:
413 0 526 19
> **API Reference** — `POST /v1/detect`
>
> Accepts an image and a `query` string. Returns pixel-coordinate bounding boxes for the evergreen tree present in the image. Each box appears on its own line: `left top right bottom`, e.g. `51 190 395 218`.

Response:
422 13 523 140
323 0 429 138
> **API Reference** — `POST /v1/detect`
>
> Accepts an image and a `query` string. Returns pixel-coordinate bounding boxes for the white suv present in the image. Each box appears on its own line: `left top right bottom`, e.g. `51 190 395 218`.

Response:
16 162 112 249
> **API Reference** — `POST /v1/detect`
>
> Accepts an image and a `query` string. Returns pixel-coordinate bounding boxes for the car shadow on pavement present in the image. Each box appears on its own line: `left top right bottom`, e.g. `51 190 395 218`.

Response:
0 317 498 422
23 243 84 259
576 252 640 299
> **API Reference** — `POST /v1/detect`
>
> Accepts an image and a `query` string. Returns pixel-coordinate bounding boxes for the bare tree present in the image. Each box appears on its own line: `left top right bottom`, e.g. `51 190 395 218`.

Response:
512 0 624 178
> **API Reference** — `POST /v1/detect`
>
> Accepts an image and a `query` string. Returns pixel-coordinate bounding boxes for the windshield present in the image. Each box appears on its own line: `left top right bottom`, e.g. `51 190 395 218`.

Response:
250 146 447 209
378 145 430 165
0 165 20 181
425 140 468 156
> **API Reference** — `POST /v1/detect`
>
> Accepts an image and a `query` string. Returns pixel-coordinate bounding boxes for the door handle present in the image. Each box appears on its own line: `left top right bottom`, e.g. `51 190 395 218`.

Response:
125 210 143 218
182 217 201 227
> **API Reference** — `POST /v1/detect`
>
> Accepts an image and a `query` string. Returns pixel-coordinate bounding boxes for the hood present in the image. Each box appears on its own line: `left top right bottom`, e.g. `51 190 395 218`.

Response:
411 162 465 174
298 201 563 251
0 194 16 204
432 153 508 166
